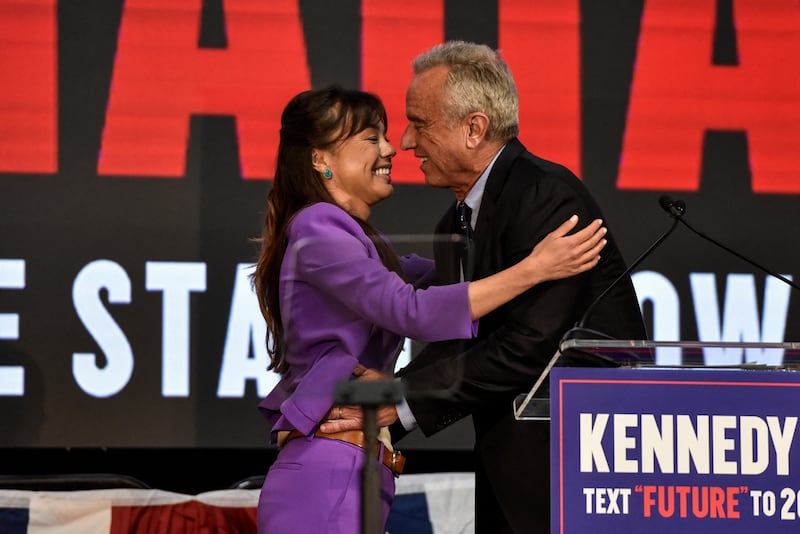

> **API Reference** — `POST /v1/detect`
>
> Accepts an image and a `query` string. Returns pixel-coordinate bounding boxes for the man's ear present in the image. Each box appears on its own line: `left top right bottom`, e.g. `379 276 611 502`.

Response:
465 112 489 149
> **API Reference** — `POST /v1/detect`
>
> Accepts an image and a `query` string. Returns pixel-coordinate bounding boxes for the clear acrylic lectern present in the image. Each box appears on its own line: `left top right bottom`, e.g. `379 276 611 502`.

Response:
513 338 800 420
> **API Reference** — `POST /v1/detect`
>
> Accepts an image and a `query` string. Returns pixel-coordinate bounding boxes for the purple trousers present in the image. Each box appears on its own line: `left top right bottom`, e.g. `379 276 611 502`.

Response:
257 435 396 534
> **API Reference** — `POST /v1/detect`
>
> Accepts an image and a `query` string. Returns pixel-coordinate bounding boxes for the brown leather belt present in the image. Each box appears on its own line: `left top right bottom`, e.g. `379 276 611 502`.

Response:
284 429 405 477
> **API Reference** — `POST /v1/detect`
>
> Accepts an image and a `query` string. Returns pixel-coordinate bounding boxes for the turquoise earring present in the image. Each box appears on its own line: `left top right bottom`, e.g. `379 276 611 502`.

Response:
323 168 332 179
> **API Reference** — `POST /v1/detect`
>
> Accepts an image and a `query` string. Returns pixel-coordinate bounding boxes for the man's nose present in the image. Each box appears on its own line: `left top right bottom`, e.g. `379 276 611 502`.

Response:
399 125 414 151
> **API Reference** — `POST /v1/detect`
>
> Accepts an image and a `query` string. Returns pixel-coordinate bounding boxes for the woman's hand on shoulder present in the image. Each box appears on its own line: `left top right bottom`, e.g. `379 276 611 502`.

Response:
528 216 607 282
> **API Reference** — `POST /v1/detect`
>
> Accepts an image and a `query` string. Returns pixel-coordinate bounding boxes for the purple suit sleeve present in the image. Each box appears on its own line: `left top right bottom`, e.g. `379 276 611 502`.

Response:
287 204 476 342
276 355 359 435
400 253 437 288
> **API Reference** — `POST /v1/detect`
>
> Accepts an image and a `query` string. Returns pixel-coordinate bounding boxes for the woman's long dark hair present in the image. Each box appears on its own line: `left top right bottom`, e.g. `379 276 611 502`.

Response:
251 86 404 375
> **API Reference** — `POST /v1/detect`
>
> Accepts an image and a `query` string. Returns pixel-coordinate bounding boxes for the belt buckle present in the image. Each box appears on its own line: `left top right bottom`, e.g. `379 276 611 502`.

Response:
391 450 401 478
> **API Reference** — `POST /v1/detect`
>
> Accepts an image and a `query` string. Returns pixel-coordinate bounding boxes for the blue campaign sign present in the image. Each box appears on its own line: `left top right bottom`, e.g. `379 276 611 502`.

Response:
550 367 800 534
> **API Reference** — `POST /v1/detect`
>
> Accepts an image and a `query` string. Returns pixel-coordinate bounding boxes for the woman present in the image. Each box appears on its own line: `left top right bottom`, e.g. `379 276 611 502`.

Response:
251 85 606 533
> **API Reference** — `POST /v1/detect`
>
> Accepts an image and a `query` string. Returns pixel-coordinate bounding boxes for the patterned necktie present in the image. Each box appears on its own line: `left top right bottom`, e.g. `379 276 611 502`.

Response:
457 202 473 240
456 202 473 280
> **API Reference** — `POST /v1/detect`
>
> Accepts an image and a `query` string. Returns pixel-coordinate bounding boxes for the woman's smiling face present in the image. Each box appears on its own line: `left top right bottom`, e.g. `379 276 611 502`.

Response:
314 121 396 219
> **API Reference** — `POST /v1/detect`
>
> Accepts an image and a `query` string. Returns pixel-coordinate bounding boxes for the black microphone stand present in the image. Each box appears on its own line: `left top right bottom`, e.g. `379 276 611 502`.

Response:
674 213 800 292
563 193 800 357
334 379 404 534
570 215 680 333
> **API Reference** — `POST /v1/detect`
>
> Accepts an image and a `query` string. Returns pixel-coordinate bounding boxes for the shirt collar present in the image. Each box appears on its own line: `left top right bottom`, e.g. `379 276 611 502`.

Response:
461 144 506 227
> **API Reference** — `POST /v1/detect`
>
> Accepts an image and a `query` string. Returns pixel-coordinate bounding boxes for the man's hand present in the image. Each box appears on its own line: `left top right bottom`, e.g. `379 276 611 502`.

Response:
319 404 399 433
319 366 400 432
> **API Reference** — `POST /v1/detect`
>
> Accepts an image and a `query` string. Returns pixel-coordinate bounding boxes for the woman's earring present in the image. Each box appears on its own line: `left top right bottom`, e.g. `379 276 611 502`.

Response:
323 168 332 180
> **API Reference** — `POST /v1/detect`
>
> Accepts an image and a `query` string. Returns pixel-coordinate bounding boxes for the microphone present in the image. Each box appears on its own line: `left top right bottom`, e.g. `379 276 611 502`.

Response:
658 195 686 218
569 198 681 334
659 195 800 292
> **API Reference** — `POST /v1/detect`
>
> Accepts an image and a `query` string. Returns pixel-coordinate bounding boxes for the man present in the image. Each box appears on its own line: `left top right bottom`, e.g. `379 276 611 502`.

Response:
325 41 647 533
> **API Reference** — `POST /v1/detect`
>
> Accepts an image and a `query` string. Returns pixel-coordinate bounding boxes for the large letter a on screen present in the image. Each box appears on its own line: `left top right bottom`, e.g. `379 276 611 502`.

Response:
99 0 310 179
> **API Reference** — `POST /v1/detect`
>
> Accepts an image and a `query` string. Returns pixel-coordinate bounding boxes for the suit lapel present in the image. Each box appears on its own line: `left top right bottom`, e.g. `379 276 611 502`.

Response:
471 138 526 279
434 201 461 282
434 138 527 282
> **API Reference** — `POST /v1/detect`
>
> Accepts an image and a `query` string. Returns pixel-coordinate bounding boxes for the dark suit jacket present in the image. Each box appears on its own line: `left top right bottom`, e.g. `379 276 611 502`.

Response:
395 139 647 533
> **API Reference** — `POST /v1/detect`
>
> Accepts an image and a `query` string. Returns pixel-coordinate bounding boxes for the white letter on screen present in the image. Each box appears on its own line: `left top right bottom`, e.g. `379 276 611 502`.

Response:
146 261 206 397
0 259 25 395
218 263 277 398
632 270 681 365
72 259 133 397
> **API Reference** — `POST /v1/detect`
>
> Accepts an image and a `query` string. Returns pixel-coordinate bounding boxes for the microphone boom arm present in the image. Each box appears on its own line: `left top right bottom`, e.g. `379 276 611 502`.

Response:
676 217 800 292
575 216 680 330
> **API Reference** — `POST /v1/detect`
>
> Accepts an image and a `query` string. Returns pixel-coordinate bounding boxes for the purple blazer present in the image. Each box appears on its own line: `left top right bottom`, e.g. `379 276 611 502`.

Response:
258 202 477 442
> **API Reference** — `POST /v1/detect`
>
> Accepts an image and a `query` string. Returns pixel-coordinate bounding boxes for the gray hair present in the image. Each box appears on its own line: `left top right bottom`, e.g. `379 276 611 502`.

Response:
412 40 519 141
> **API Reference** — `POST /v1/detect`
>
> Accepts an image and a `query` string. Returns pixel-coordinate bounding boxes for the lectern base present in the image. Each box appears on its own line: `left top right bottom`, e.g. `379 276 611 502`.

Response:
512 394 550 420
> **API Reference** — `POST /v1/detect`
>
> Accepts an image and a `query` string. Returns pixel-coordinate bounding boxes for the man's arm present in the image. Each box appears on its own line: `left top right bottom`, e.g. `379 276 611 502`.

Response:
395 176 605 436
318 272 584 436
319 367 401 433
